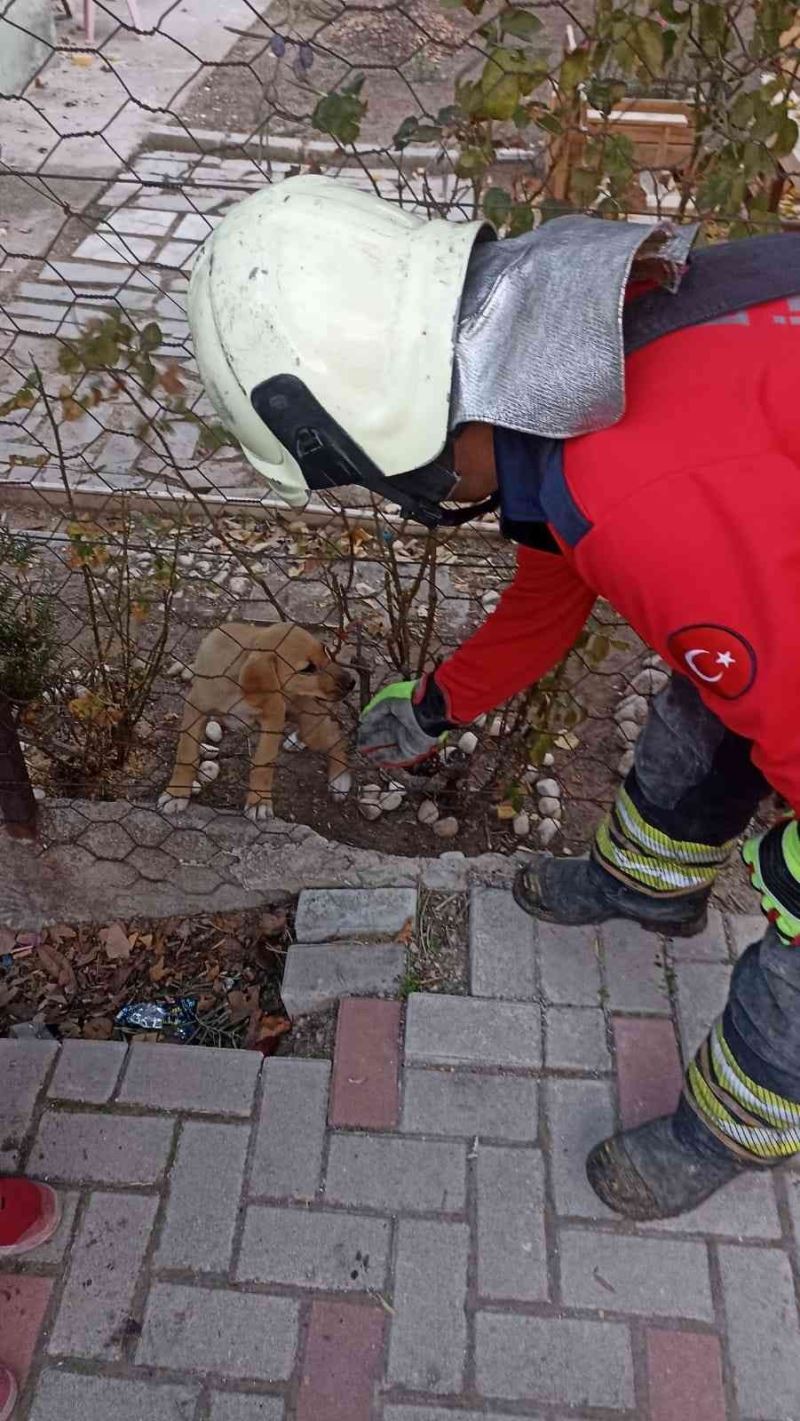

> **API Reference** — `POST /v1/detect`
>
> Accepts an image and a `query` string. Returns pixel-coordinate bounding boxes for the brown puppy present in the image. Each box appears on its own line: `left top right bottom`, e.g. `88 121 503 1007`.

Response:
159 621 354 821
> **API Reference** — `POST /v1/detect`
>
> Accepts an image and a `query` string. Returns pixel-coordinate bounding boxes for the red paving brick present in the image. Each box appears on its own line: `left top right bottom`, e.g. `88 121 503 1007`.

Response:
614 1016 684 1128
646 1328 726 1421
329 999 401 1130
296 1299 385 1421
0 1275 53 1386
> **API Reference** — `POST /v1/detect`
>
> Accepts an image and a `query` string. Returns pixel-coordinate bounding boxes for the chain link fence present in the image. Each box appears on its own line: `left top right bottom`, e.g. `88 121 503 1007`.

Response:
0 0 797 957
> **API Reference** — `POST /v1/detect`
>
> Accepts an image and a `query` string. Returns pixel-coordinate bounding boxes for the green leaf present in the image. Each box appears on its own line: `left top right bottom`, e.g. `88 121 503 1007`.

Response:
482 185 512 226
312 89 366 144
538 195 575 223
771 114 798 157
140 321 162 353
635 17 665 74
456 144 492 178
508 201 535 235
499 6 543 40
559 46 590 92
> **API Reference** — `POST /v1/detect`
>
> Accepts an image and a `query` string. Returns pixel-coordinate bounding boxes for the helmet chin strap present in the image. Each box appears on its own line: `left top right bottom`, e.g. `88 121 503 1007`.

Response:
438 492 501 526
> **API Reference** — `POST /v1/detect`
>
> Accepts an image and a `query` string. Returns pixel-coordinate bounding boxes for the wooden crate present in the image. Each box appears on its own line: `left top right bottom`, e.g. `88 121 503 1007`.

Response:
550 95 695 203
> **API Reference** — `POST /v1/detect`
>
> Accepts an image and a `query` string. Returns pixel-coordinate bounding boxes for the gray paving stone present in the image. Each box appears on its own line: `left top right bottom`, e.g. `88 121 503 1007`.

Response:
250 1058 329 1201
476 1313 635 1408
477 1147 548 1301
545 1006 611 1071
294 886 417 942
600 919 670 1013
108 208 176 235
280 942 405 1016
648 1168 781 1239
719 1244 800 1418
237 1205 390 1290
538 922 602 1006
406 994 541 1069
559 1229 713 1320
49 1191 159 1358
667 907 729 961
401 1067 538 1142
23 1189 80 1263
0 1039 58 1168
118 1042 260 1115
470 886 537 1000
726 912 765 958
29 1109 174 1184
385 1412 539 1421
49 1040 127 1103
175 213 216 240
546 1078 616 1219
29 1371 198 1421
209 1398 284 1421
157 1121 250 1271
388 1219 469 1393
137 1283 298 1381
326 1134 465 1213
675 961 731 1057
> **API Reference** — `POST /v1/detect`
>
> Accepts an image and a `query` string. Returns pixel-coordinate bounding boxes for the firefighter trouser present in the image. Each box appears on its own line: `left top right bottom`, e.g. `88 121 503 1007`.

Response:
596 676 800 1161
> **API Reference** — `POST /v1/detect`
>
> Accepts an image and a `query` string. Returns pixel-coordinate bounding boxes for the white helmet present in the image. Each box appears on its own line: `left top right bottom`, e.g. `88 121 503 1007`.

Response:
187 175 489 521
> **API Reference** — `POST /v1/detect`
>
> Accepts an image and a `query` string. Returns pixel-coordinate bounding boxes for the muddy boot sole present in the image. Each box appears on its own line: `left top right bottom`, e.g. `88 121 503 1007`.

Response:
512 862 708 938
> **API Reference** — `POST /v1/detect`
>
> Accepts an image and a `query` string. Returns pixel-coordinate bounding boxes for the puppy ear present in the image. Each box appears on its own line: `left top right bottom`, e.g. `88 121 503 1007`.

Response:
241 649 282 700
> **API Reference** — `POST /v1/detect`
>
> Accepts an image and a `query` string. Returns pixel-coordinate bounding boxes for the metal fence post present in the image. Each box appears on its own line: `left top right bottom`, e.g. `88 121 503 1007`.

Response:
0 692 38 840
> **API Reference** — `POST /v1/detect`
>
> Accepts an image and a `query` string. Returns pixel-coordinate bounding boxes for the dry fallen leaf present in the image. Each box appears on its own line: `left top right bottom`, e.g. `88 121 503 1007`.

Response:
495 801 517 821
70 51 94 65
395 918 415 944
259 909 287 938
100 922 132 961
37 943 77 995
245 1011 292 1055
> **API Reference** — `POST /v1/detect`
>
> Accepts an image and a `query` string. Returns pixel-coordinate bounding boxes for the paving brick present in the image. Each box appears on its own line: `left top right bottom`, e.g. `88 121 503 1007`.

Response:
237 1206 390 1291
614 1016 684 1127
159 240 199 268
646 1329 726 1421
546 1006 611 1071
469 886 537 1000
600 919 671 1013
326 1134 465 1212
118 1042 260 1115
281 942 405 1016
250 1058 329 1200
476 1313 634 1408
388 1219 468 1393
0 1039 58 1168
726 912 765 958
648 1168 781 1239
330 998 401 1130
0 1275 53 1386
174 213 217 240
559 1230 713 1320
405 994 541 1069
296 1299 384 1421
157 1121 249 1271
667 908 729 961
108 208 176 235
477 1147 548 1301
137 1283 298 1381
294 887 417 943
401 1067 538 1142
74 233 157 262
546 1078 616 1218
21 1188 80 1263
675 961 731 1057
385 1412 536 1421
719 1244 800 1418
210 1397 284 1421
29 1371 198 1421
49 1190 158 1358
29 1109 174 1184
48 1040 127 1103
538 922 602 1006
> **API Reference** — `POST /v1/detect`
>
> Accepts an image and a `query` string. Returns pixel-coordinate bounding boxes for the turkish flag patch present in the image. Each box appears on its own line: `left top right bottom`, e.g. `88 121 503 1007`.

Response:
667 624 756 700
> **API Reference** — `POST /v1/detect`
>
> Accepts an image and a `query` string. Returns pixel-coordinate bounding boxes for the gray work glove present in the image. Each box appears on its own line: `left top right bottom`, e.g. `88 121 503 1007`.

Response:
357 674 453 769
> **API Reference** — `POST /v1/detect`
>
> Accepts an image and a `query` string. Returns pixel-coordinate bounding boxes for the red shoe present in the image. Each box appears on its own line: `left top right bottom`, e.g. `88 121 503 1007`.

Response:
0 1364 18 1421
0 1178 60 1258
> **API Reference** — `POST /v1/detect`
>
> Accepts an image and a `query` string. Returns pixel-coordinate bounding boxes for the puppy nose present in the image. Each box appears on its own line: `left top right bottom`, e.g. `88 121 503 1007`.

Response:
340 670 356 692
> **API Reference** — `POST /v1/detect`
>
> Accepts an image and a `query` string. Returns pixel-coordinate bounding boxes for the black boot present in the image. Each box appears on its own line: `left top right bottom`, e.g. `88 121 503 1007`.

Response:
585 1098 765 1220
512 854 708 937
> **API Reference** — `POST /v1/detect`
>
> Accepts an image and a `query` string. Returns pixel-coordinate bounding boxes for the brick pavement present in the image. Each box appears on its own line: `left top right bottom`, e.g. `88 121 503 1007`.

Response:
1 887 798 1419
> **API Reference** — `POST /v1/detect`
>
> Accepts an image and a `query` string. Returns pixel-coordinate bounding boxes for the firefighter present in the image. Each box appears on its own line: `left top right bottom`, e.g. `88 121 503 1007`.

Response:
187 174 800 1220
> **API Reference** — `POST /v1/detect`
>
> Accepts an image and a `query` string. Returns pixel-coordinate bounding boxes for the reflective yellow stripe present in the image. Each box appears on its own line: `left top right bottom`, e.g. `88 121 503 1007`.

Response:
713 1022 800 1127
615 788 733 867
595 819 719 893
687 1061 800 1157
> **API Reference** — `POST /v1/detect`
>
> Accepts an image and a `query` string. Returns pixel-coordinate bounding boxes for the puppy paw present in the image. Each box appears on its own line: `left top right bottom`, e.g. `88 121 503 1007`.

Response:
328 770 353 800
244 799 274 823
283 731 306 753
158 791 190 815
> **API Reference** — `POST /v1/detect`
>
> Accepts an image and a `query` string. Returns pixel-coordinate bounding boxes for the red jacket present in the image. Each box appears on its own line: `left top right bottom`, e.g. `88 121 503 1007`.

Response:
436 296 800 811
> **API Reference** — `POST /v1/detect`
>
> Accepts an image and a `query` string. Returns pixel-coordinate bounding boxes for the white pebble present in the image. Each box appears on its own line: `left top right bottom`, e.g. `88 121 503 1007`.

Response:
166 659 183 678
198 759 219 784
200 742 219 759
633 667 669 695
433 815 459 839
644 653 665 669
354 581 373 597
379 790 404 812
228 576 250 597
513 811 530 837
282 730 305 753
329 770 352 799
180 666 193 683
418 799 439 825
358 799 382 820
618 748 635 776
177 552 195 568
32 786 46 802
615 693 648 725
360 782 382 802
205 720 223 743
542 752 555 767
488 716 503 738
538 796 561 818
536 778 560 798
458 730 478 755
538 817 560 846
617 719 641 745
481 588 501 612
190 779 202 795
